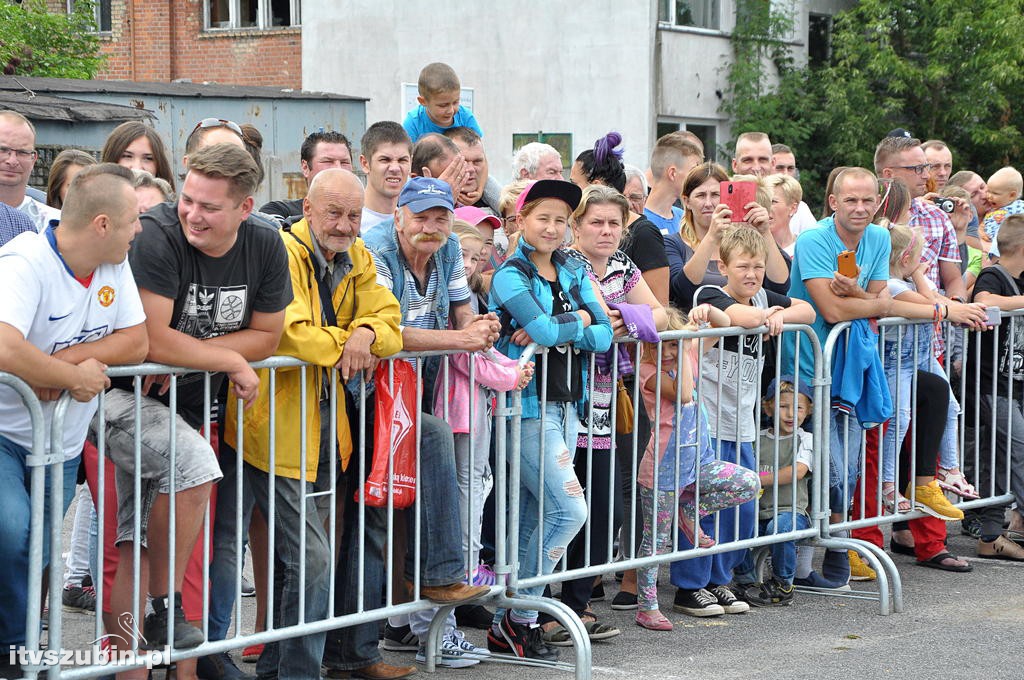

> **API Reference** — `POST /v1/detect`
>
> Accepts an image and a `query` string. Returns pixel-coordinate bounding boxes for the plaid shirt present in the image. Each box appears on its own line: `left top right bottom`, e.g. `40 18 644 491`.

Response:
0 203 35 247
910 198 960 293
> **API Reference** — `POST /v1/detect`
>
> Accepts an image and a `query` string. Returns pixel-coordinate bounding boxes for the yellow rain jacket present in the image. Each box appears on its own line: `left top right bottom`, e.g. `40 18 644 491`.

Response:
224 218 402 481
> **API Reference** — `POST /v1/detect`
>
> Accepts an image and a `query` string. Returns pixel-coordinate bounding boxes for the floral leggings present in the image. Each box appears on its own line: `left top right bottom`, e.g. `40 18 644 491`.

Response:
637 460 760 611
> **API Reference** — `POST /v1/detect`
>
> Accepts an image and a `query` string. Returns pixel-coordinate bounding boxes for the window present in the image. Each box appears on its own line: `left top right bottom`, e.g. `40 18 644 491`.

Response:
511 132 573 171
657 120 720 163
204 0 300 30
658 0 720 31
808 13 833 67
67 0 112 33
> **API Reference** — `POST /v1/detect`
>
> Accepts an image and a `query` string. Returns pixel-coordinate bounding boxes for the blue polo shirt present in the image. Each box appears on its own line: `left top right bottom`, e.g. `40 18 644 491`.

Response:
402 105 483 143
782 215 890 384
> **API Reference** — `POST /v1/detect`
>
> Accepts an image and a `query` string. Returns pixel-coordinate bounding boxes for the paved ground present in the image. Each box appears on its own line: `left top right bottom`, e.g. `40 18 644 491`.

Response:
46 497 1021 680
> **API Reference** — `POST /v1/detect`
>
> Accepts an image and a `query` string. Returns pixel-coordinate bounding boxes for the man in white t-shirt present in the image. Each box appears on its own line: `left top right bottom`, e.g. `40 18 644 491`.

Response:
771 143 818 235
0 110 61 232
0 163 147 672
358 121 412 233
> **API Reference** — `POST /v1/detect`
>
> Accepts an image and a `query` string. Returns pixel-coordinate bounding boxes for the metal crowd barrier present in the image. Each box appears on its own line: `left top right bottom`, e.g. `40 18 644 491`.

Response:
27 351 577 680
820 311 1023 613
28 311 994 678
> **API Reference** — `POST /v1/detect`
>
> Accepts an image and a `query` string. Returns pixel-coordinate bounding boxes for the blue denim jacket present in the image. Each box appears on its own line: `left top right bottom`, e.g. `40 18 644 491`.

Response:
489 239 613 419
363 219 463 331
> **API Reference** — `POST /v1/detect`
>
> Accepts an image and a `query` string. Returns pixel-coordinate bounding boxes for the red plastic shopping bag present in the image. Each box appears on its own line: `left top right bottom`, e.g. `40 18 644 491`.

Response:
361 360 418 508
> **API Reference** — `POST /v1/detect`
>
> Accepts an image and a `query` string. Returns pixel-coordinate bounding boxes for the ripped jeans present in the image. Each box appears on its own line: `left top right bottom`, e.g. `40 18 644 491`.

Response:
498 401 587 623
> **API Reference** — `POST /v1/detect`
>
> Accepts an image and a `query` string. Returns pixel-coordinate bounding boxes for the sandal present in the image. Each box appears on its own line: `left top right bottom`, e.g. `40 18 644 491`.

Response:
935 467 980 499
916 551 973 573
583 619 621 641
540 623 573 647
635 610 674 631
679 509 716 548
882 483 912 514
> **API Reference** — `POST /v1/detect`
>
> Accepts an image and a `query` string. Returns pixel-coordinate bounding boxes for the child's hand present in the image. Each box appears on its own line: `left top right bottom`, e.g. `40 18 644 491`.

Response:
516 362 535 390
689 303 713 327
764 307 784 336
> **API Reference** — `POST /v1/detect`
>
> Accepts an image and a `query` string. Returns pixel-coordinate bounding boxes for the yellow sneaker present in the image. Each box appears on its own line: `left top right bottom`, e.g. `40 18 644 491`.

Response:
848 551 876 581
907 480 965 521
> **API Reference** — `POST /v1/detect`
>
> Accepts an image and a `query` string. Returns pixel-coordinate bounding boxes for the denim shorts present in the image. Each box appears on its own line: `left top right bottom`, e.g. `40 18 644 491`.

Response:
90 388 223 545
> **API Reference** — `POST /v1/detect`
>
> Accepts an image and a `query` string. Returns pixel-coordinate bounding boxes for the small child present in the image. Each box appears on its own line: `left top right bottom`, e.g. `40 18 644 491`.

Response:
881 222 975 516
438 223 533 583
982 166 1024 259
734 377 814 606
693 226 814 589
634 306 760 631
403 62 484 143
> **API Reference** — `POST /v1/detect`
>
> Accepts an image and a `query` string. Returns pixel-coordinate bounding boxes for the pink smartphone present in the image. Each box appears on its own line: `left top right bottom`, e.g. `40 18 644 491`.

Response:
720 181 757 222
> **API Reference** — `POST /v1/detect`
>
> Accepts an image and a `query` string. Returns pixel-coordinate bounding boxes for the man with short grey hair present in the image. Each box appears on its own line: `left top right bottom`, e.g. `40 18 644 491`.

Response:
512 141 563 180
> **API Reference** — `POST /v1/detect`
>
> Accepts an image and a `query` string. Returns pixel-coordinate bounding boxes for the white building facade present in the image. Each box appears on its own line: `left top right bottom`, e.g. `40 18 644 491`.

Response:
303 0 852 180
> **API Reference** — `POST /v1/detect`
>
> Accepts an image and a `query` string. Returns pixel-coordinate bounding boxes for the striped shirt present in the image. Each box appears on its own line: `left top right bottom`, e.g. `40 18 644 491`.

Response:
374 248 471 332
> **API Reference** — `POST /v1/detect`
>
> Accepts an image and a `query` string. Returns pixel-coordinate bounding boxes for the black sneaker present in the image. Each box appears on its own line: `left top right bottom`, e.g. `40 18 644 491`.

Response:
609 591 638 610
455 603 495 630
707 584 749 614
590 583 606 601
766 578 795 606
197 651 255 680
62 582 97 613
380 622 419 652
489 612 559 661
671 588 725 617
735 582 773 607
142 593 204 650
961 514 982 538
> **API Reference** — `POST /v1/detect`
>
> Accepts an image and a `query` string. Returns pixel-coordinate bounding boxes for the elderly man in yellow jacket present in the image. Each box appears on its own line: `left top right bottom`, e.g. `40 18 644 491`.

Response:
221 169 404 680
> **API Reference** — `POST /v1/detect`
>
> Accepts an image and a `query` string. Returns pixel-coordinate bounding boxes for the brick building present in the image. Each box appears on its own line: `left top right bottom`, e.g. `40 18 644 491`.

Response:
50 0 301 87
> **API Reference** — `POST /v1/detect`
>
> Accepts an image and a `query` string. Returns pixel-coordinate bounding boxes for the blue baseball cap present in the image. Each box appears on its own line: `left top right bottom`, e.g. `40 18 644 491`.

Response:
764 374 813 402
397 177 455 214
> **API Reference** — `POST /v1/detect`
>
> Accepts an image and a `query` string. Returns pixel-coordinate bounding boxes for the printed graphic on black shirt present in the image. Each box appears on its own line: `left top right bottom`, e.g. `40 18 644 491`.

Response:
177 284 248 338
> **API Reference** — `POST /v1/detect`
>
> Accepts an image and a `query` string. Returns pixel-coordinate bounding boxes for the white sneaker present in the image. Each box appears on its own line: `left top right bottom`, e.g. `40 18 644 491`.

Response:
415 630 485 668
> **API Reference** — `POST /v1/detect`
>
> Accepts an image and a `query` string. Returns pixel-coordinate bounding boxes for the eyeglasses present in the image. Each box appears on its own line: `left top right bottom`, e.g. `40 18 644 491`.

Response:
0 145 37 162
190 117 243 138
892 164 930 176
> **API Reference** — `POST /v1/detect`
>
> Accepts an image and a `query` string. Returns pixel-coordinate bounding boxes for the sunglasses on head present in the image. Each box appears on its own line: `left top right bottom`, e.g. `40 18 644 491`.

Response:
191 118 243 138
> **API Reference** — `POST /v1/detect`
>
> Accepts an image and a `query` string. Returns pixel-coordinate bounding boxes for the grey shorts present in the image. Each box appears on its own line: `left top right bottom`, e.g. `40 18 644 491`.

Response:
90 388 223 545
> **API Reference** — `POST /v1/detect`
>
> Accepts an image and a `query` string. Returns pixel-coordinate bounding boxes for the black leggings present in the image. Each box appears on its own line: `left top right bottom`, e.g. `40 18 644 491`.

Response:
893 370 951 531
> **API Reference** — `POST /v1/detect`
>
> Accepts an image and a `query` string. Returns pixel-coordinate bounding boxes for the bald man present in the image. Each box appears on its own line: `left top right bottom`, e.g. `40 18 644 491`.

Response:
225 168 404 680
983 166 1024 258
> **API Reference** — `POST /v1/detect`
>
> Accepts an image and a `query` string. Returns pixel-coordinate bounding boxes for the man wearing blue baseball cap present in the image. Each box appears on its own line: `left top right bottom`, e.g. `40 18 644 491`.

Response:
323 176 499 679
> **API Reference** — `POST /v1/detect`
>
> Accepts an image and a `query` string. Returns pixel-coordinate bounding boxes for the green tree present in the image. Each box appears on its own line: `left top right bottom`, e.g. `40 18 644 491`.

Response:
724 0 1024 213
0 0 105 79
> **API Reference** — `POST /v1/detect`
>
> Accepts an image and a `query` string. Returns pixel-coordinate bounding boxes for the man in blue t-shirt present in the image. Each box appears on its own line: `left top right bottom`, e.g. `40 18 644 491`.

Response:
782 167 892 585
644 133 703 236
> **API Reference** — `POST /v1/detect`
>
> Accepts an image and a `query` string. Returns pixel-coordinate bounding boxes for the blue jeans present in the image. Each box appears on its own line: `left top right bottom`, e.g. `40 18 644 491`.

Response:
496 402 587 623
0 435 79 646
734 513 811 586
708 440 756 581
881 340 960 484
829 409 865 512
245 461 331 680
207 439 256 642
324 406 464 670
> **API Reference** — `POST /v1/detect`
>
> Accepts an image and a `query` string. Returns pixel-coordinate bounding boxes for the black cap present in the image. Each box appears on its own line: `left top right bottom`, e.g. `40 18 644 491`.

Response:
886 128 913 139
515 179 583 213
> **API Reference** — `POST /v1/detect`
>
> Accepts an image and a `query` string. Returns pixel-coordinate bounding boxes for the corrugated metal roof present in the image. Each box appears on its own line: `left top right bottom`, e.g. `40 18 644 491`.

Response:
0 89 154 122
0 76 367 102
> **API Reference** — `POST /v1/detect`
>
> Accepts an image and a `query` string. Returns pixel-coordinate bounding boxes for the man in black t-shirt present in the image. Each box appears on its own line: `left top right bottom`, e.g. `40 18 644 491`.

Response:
95 144 291 666
966 214 1024 561
261 130 354 224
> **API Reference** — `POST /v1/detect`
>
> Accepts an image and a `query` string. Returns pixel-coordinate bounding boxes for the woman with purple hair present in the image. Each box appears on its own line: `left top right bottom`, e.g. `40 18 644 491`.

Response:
561 132 671 614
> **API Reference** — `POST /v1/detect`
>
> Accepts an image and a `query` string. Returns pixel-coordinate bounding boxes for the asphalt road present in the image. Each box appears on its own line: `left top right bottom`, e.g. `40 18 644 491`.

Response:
49 511 1020 680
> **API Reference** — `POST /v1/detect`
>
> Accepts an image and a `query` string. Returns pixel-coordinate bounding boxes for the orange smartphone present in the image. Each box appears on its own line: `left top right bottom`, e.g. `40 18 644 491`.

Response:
720 181 757 223
837 250 859 279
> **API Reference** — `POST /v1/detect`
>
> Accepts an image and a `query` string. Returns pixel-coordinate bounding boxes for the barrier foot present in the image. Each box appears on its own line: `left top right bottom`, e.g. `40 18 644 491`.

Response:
477 592 592 679
813 537 903 615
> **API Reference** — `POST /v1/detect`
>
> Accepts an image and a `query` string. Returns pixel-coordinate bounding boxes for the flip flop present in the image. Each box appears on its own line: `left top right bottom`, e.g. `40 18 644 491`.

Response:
916 551 972 572
889 539 916 557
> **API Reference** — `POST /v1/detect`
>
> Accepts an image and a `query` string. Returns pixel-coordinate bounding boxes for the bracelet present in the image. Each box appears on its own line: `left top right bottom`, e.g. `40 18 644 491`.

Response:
951 295 966 303
944 304 949 320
